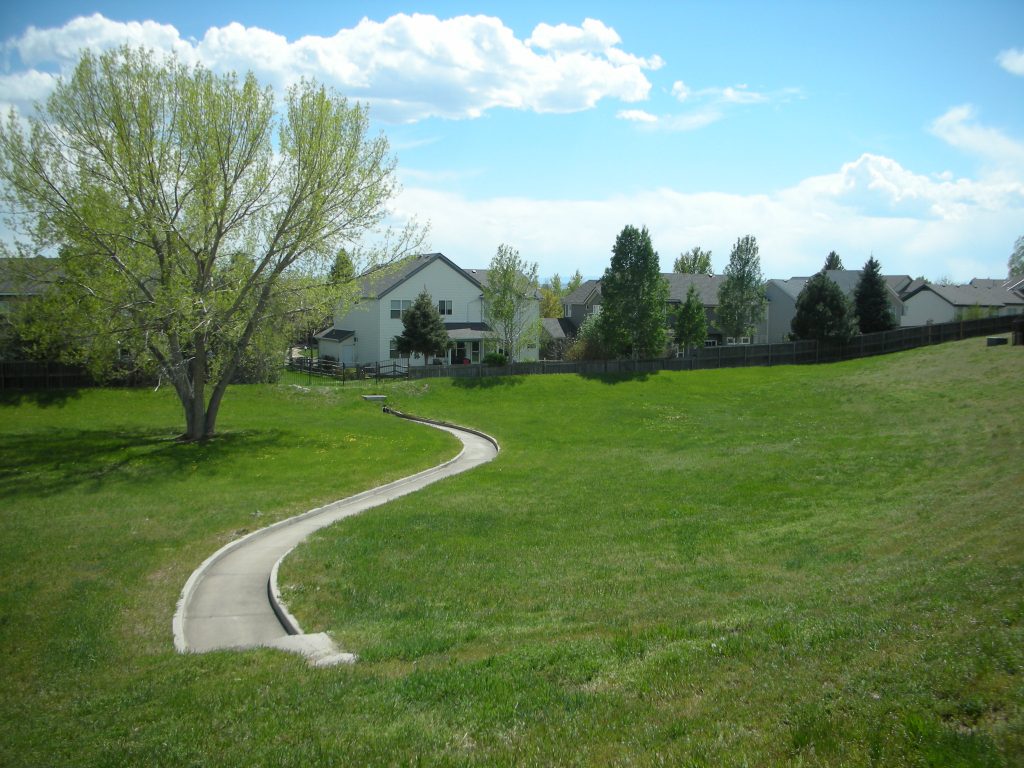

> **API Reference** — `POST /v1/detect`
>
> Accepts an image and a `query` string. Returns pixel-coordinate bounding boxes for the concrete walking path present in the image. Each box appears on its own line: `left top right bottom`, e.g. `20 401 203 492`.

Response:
172 411 498 666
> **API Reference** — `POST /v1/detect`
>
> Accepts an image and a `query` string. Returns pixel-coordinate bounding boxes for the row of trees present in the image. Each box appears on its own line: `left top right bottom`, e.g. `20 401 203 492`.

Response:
791 256 895 344
566 225 900 360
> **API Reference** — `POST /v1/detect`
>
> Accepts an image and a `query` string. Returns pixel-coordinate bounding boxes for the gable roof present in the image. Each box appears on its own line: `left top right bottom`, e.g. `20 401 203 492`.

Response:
563 279 602 306
769 270 905 304
314 328 355 342
903 282 1024 308
358 252 485 299
664 273 727 304
541 317 577 340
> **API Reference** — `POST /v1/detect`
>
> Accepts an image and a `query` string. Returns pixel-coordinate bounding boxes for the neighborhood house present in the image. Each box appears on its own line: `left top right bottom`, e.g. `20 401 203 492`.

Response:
315 252 540 366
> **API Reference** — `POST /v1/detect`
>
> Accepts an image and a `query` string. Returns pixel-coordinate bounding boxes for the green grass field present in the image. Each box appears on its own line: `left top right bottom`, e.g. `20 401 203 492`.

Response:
2 338 1022 766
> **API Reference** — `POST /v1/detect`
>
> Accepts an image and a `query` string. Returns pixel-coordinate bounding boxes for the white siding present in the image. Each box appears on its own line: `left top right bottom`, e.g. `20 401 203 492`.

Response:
902 290 955 326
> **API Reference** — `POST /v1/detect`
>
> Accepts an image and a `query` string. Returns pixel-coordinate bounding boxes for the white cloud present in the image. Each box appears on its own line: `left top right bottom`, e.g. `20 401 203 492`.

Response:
0 12 661 123
997 48 1024 76
930 104 1024 175
616 109 658 123
671 80 690 101
391 152 1023 283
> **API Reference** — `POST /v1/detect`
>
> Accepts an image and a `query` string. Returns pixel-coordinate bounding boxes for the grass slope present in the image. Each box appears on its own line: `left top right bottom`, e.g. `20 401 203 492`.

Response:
1 339 1021 766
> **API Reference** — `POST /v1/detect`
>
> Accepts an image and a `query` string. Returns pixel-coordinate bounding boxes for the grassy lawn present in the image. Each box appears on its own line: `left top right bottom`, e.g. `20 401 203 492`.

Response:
2 338 1022 765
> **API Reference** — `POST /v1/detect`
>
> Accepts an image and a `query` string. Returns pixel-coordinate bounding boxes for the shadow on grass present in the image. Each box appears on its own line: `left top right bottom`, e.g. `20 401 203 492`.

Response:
0 388 83 408
0 426 288 502
450 375 527 390
578 371 653 385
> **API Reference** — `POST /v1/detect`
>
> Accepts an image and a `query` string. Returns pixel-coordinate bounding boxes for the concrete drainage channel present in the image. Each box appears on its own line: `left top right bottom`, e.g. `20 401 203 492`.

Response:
172 407 499 667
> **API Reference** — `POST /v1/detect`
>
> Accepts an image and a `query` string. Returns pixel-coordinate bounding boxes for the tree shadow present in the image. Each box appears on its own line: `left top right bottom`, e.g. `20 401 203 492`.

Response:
450 374 527 390
0 388 84 408
0 426 288 502
578 371 653 385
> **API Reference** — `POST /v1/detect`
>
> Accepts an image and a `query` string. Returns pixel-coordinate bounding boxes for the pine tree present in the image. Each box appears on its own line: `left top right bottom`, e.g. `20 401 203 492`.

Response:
599 225 669 359
823 251 843 271
675 284 708 351
854 257 895 333
791 272 857 344
393 289 451 360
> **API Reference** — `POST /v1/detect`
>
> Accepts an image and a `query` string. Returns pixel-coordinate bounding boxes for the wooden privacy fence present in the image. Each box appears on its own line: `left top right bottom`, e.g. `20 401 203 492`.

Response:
2 315 1016 390
406 314 1018 380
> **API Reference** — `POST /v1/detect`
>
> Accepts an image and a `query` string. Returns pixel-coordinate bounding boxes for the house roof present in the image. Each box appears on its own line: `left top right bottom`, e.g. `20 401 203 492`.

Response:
358 252 485 299
563 279 602 306
314 328 355 342
541 317 577 340
903 283 1024 308
768 270 904 304
663 273 727 304
444 321 493 340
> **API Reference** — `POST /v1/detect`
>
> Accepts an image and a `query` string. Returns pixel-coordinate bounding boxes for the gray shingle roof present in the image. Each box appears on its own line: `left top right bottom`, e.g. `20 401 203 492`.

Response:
563 279 602 306
664 273 727 304
358 252 485 299
314 328 355 342
906 283 1024 308
541 317 577 340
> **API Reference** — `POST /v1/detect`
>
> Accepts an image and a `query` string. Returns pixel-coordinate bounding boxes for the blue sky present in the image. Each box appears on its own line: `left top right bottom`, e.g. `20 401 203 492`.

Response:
1 1 1022 281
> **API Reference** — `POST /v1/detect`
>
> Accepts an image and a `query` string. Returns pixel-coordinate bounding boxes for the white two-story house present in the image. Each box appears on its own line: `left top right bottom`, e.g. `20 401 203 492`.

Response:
316 252 539 366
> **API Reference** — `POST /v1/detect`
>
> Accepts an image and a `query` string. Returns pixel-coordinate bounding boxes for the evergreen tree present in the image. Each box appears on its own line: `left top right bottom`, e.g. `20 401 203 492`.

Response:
599 225 669 359
717 235 766 339
675 284 708 351
393 289 451 360
823 251 844 271
673 246 713 274
791 272 857 344
854 257 895 333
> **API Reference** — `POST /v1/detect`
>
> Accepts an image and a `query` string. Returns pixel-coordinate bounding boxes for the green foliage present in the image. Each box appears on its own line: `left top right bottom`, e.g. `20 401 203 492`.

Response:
1009 235 1024 278
824 250 844 270
791 271 858 344
717 235 766 339
673 245 713 274
675 283 708 351
0 46 423 440
482 244 540 363
482 351 507 366
598 225 669 359
854 256 896 333
539 270 583 318
393 289 451 360
565 312 608 360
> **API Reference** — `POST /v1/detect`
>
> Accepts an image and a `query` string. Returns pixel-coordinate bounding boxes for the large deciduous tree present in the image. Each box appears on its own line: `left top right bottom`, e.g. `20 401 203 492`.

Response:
675 284 708 352
599 224 668 359
393 289 451 362
791 272 857 345
854 257 895 333
0 47 422 440
717 235 766 340
1009 235 1024 278
673 246 712 275
482 244 540 363
539 269 583 318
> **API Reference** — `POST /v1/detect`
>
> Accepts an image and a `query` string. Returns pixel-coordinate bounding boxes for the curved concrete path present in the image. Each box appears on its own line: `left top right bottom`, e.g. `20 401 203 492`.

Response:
173 411 498 666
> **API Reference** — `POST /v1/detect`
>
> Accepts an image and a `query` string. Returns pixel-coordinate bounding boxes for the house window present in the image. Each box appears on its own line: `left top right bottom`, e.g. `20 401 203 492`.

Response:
438 299 453 316
590 304 602 316
390 299 411 319
389 339 400 359
739 336 751 345
704 339 718 347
